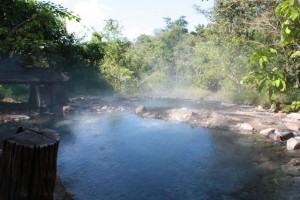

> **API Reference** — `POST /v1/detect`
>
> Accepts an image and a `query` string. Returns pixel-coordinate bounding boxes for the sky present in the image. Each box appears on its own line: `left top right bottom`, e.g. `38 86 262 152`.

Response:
50 0 214 40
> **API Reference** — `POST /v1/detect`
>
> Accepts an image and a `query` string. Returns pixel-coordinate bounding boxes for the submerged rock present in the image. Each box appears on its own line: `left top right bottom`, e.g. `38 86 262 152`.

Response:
281 159 300 176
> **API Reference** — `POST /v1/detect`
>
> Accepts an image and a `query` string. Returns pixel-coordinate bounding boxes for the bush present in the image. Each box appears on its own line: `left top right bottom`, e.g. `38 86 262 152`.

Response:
65 65 113 97
0 85 10 100
219 84 271 106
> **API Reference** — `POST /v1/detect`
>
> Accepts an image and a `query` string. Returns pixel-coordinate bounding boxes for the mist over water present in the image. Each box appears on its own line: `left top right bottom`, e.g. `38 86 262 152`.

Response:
57 111 284 200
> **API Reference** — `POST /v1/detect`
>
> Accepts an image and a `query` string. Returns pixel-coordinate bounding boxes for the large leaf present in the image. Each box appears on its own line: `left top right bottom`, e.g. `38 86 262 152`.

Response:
275 79 281 87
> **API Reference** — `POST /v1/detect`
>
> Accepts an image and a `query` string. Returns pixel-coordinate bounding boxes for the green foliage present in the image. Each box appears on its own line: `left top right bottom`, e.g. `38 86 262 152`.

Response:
282 101 300 112
2 0 300 104
0 85 11 99
275 0 300 46
240 0 300 108
65 64 112 96
80 33 104 68
243 48 286 101
100 19 133 92
0 84 29 102
0 0 80 68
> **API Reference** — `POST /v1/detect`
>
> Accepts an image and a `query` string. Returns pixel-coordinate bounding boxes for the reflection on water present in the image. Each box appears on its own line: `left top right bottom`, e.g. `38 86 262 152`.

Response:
57 112 283 200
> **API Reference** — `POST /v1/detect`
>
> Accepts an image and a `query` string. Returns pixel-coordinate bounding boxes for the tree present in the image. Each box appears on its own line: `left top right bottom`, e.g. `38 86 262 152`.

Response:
0 0 80 68
80 32 105 68
243 0 300 105
100 19 133 91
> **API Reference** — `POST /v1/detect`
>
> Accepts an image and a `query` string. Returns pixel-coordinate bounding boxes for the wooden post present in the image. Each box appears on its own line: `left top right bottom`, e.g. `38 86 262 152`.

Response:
0 128 60 200
28 84 41 107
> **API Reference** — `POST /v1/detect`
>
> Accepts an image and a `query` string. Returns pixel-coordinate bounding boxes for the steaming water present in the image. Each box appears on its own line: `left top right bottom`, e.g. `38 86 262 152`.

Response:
131 98 221 110
57 111 283 200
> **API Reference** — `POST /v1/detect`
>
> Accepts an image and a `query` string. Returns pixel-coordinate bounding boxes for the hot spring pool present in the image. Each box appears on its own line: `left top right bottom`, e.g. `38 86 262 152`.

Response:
56 112 284 200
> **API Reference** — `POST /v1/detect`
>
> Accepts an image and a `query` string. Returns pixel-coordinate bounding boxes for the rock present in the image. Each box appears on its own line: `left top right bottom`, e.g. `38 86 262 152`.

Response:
135 105 146 114
259 128 276 137
284 121 300 131
270 103 280 112
0 115 30 122
275 112 287 118
221 102 236 107
293 131 300 137
256 105 265 111
286 113 300 120
167 108 194 122
1 97 17 103
268 130 294 141
287 138 300 151
203 112 231 130
283 114 300 131
62 105 72 113
278 131 294 141
239 123 254 131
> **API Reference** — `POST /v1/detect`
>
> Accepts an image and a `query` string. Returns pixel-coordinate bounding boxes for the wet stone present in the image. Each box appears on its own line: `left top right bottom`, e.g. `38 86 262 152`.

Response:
260 128 276 137
287 138 300 151
135 105 146 114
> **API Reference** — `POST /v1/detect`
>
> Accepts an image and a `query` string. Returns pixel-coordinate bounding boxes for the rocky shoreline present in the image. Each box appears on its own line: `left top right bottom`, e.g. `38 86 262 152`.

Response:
131 100 300 199
134 104 300 149
1 95 300 199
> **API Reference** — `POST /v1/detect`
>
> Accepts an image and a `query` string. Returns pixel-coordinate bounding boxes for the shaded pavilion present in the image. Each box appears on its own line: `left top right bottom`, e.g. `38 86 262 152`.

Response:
0 63 68 113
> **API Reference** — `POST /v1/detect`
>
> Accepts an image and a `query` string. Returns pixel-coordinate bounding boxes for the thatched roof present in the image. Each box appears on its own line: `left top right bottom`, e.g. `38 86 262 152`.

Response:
0 61 69 84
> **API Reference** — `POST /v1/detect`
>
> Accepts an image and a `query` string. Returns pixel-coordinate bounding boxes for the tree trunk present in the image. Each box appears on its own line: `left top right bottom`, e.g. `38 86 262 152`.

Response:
0 128 60 200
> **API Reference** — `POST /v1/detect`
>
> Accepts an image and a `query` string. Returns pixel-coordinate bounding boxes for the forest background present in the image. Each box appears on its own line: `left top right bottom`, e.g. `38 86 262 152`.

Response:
1 0 300 112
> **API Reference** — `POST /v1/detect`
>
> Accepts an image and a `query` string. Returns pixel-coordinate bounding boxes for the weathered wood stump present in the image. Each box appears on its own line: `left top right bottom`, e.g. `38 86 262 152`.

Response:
0 128 60 200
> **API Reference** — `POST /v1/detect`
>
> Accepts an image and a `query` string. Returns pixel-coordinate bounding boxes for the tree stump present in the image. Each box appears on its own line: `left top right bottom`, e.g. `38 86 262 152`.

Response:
0 128 60 200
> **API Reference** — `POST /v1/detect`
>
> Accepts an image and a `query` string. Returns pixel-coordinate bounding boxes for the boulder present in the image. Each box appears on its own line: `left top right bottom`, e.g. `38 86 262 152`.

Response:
259 128 276 137
278 131 294 141
167 108 194 122
284 121 300 131
287 138 300 151
286 113 300 120
202 112 231 130
135 105 146 114
268 130 294 141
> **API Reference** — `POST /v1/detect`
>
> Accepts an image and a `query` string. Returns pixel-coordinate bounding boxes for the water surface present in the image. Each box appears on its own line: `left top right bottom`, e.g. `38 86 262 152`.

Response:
57 112 283 200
